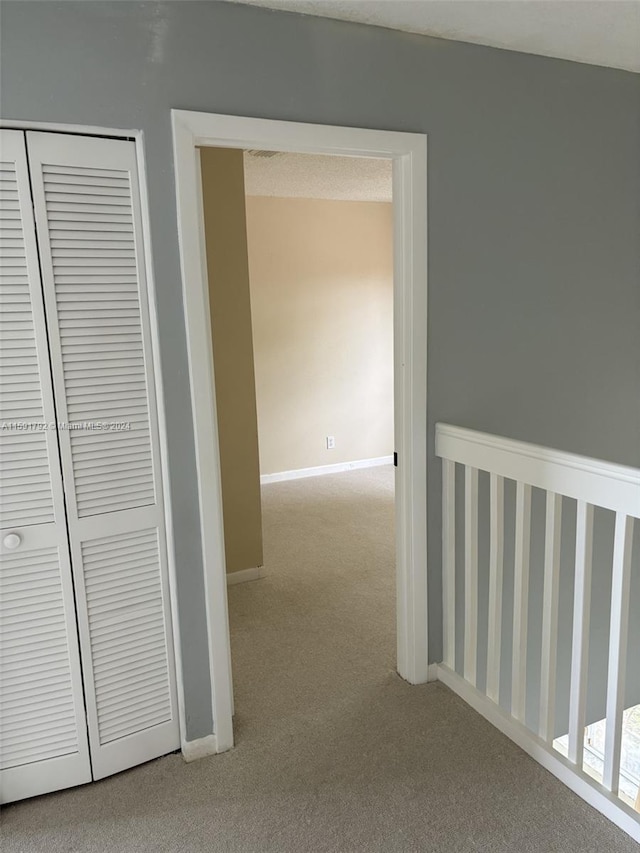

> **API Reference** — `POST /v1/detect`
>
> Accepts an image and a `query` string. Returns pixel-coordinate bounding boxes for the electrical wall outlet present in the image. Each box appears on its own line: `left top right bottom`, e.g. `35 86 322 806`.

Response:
326 436 336 450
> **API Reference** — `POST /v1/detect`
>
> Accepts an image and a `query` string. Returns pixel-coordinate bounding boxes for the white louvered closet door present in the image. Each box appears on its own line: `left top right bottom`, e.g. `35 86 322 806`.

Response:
26 132 179 780
0 130 91 802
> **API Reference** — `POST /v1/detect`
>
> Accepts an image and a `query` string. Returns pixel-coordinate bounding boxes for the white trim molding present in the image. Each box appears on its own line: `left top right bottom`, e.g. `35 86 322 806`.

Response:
226 566 265 585
171 110 429 748
181 734 219 763
437 665 640 845
435 423 640 516
260 456 393 484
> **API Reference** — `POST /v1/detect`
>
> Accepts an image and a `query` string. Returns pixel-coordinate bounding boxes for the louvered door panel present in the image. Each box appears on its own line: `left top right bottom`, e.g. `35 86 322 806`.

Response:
27 132 179 781
82 529 173 745
0 130 91 804
0 546 80 769
42 163 155 517
0 156 54 528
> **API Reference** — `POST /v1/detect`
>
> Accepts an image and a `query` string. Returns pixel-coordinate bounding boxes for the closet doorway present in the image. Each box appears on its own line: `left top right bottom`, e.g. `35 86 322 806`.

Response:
0 128 179 802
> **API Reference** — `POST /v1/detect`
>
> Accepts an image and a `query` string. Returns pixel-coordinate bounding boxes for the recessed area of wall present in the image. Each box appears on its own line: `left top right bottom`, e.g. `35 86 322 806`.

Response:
200 147 264 575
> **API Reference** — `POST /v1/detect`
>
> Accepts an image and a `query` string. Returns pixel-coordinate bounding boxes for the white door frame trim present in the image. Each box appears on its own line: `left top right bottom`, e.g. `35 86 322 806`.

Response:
171 109 429 753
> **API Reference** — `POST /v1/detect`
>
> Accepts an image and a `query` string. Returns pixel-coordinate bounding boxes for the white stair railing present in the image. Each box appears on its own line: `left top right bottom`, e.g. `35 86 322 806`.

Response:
435 423 640 843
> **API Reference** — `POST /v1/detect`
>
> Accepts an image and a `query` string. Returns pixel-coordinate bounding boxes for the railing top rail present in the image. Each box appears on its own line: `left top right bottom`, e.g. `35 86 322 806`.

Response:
435 423 640 518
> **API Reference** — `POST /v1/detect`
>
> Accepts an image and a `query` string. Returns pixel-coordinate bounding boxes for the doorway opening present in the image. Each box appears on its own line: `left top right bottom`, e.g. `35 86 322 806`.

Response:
172 111 428 753
201 146 397 739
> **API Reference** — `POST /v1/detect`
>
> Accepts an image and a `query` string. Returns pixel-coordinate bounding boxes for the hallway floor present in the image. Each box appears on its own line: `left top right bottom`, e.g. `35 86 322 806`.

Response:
3 467 637 852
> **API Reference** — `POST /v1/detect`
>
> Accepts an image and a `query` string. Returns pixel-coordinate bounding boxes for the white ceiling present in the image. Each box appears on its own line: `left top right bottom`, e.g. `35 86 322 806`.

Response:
225 0 640 73
243 152 393 201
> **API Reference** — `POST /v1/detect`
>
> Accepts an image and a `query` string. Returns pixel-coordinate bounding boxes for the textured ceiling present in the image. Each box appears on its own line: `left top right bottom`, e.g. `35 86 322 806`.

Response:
243 152 393 201
224 0 640 73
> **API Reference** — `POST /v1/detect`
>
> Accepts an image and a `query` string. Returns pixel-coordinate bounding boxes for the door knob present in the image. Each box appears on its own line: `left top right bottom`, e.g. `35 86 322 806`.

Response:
3 532 22 550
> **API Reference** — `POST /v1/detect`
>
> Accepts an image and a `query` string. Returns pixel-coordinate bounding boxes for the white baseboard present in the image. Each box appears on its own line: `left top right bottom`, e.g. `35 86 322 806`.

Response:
427 663 439 682
226 566 265 585
181 734 218 762
436 664 640 844
260 455 393 485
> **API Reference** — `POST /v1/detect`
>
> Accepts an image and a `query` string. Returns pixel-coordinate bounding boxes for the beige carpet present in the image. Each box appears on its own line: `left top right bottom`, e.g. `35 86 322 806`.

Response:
2 466 637 852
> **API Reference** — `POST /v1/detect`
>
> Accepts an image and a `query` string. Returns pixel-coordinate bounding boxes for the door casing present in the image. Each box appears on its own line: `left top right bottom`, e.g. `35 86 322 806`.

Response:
171 110 430 755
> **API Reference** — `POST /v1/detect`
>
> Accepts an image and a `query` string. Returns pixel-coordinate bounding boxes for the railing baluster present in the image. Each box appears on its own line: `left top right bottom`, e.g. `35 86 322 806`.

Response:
603 514 634 792
442 459 456 669
539 491 562 742
435 424 640 840
568 500 594 766
486 473 504 703
464 465 479 685
512 481 532 722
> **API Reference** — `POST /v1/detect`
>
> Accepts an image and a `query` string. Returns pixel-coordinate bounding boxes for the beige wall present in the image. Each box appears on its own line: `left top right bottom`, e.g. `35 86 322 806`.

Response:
200 148 263 574
245 196 394 475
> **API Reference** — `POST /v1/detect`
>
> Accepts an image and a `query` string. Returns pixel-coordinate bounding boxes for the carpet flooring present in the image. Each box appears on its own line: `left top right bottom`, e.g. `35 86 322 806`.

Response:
2 466 638 852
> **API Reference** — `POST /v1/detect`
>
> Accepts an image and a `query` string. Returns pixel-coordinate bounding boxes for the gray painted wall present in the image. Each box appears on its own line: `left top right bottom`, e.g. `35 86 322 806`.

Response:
2 1 638 740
